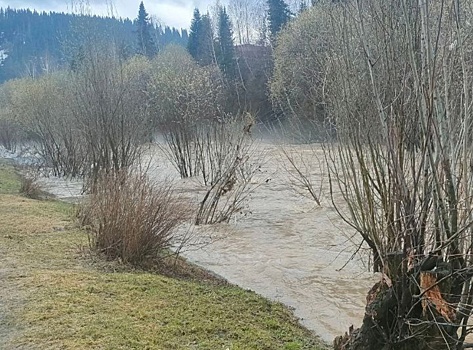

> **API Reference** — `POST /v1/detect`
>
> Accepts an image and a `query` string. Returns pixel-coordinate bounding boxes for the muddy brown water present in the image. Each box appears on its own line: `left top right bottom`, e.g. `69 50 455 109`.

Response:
37 141 377 343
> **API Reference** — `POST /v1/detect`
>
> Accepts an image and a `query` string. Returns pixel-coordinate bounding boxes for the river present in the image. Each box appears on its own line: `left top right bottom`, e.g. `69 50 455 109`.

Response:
34 140 377 344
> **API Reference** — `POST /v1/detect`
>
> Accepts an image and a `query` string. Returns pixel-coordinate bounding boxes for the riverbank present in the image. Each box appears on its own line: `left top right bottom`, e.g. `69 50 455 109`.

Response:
0 159 328 349
2 141 378 343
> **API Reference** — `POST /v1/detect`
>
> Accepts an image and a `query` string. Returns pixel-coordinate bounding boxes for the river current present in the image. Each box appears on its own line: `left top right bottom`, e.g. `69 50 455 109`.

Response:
34 140 377 343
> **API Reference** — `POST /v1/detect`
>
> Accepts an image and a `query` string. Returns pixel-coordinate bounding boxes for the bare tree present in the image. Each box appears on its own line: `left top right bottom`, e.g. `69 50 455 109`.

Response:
228 0 268 45
68 0 92 15
148 46 223 179
229 0 252 45
272 0 473 348
324 0 473 348
71 48 152 186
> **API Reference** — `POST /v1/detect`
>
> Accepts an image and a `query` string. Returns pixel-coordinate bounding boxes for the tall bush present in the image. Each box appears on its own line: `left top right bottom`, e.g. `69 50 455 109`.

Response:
5 74 86 176
71 47 152 185
79 170 190 265
149 45 224 179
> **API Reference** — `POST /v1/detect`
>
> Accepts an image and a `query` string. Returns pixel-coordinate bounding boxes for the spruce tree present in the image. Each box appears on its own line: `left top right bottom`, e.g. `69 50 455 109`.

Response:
136 2 156 58
215 7 235 78
187 9 214 66
198 14 214 66
187 9 202 60
267 0 291 42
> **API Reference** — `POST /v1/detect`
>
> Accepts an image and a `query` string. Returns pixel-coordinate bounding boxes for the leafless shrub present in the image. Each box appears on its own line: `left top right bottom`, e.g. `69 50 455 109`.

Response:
6 74 87 177
324 0 473 348
280 145 324 206
3 48 152 183
159 121 201 178
195 121 259 225
19 172 42 199
148 46 224 179
0 119 22 152
35 110 86 178
79 170 191 265
72 51 152 186
273 1 473 348
0 82 25 152
197 114 256 185
196 156 253 225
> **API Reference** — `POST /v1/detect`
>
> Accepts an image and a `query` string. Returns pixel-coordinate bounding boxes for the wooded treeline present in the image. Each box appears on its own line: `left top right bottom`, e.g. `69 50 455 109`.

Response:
0 7 188 83
0 0 318 122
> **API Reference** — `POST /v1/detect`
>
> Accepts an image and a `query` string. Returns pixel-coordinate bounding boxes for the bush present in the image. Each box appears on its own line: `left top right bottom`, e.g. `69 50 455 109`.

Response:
79 170 190 265
195 118 260 225
0 119 22 152
148 46 224 179
19 172 42 199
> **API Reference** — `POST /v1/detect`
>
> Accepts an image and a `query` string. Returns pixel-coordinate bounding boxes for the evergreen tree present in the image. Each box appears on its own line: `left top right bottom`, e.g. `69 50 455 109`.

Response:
198 13 214 66
135 2 156 57
267 0 292 42
0 7 186 83
187 9 202 60
187 9 214 66
215 6 235 79
181 29 189 44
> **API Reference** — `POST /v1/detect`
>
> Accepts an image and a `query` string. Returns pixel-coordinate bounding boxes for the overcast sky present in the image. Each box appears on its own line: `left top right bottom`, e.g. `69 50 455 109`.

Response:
0 0 219 29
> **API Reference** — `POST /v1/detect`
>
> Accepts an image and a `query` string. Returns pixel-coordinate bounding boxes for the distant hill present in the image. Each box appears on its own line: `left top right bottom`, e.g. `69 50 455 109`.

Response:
0 8 188 83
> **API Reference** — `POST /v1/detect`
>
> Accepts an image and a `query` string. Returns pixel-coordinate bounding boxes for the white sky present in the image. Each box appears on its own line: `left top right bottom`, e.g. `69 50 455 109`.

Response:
0 0 219 29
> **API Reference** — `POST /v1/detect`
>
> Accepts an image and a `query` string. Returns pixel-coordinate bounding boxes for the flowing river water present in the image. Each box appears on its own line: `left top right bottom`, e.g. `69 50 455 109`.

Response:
34 140 378 344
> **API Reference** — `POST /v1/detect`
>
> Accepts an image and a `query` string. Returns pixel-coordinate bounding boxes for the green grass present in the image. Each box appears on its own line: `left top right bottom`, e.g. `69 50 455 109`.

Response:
0 161 328 350
0 159 21 193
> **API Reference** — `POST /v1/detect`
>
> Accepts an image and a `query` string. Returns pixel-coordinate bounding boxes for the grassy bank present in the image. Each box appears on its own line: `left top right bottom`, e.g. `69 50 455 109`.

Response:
0 160 328 350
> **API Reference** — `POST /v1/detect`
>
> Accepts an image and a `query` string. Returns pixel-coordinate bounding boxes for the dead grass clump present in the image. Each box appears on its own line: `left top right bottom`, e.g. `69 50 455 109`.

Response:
79 170 190 266
19 173 42 199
